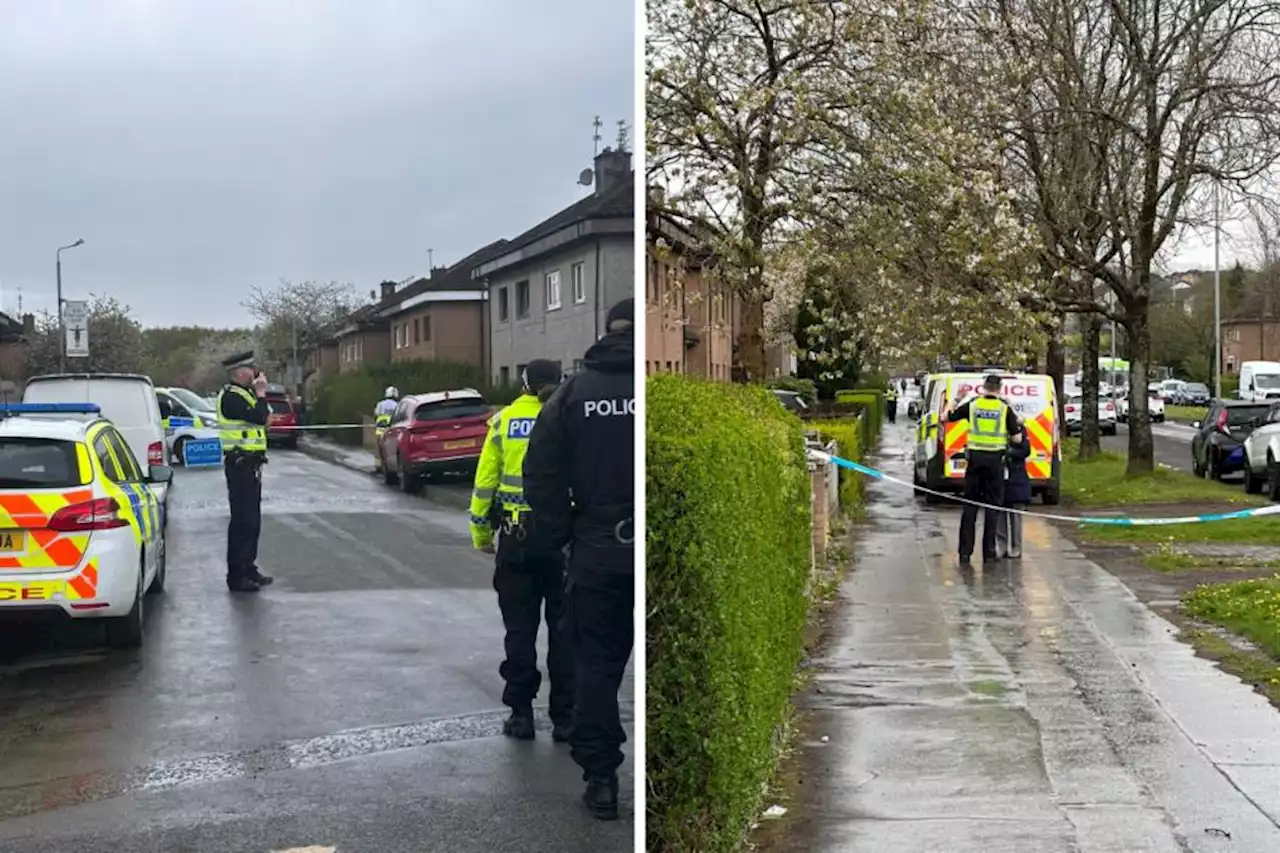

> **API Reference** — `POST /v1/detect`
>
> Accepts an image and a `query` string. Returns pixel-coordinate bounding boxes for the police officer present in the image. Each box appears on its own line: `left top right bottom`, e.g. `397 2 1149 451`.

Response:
468 360 573 743
373 386 399 474
943 374 1023 564
525 299 634 821
885 384 899 423
217 351 273 592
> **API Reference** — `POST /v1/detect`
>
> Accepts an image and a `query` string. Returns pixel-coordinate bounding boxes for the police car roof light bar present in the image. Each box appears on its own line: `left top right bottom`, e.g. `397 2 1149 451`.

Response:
0 403 102 414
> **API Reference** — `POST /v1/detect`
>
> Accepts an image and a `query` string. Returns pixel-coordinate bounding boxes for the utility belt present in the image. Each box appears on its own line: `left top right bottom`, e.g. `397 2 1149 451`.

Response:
226 450 267 467
572 504 634 546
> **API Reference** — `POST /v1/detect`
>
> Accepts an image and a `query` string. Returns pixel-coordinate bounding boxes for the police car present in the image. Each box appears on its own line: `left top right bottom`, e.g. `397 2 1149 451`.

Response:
0 403 170 648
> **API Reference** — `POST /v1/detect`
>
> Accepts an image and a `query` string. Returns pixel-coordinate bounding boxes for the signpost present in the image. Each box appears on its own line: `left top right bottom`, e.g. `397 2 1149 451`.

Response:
182 438 223 468
63 300 89 359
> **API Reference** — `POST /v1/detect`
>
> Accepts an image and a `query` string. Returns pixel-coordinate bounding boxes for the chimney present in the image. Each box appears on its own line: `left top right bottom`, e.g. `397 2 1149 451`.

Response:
21 314 33 336
593 146 632 197
379 280 397 301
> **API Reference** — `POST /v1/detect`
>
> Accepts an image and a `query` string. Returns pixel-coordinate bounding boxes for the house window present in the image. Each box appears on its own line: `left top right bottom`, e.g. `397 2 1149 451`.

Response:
516 363 527 383
546 270 562 310
572 262 585 304
413 318 420 345
516 281 530 318
424 315 432 341
648 258 658 302
499 366 510 385
498 287 509 322
356 338 363 360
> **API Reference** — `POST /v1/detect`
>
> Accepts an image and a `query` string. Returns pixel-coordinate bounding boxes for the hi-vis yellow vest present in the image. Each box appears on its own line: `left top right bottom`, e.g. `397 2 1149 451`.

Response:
468 394 542 547
968 396 1010 453
216 385 267 453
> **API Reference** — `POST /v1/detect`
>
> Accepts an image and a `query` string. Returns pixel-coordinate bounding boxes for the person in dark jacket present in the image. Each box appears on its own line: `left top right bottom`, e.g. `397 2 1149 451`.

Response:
524 298 634 821
996 427 1031 559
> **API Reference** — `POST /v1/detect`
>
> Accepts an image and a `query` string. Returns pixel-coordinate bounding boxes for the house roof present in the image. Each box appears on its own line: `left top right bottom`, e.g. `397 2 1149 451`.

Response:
380 240 511 318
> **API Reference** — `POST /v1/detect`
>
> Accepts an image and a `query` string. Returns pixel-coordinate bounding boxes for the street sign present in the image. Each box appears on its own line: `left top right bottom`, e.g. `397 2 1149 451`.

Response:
182 438 223 468
63 300 89 359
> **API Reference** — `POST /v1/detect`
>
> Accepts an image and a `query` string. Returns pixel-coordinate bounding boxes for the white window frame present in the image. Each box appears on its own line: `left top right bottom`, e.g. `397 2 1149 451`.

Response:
572 262 586 304
546 270 562 311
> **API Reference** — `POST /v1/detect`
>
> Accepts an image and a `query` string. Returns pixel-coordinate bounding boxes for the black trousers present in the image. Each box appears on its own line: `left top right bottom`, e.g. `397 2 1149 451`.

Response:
886 400 898 423
567 571 633 780
493 541 574 724
225 458 262 581
959 450 1006 558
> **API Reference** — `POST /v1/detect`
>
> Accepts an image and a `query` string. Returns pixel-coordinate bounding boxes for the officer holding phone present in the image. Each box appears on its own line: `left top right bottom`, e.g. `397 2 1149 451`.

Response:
217 351 273 592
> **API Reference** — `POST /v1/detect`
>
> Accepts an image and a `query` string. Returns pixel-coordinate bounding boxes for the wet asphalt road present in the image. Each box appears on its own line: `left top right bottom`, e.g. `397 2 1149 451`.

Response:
0 450 634 853
784 423 1280 851
1101 421 1201 474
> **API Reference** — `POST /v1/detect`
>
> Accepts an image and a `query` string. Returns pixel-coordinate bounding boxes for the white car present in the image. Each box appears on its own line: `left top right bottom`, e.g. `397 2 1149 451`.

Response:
1241 402 1280 498
156 386 220 464
1116 393 1165 423
1064 394 1118 435
0 404 171 647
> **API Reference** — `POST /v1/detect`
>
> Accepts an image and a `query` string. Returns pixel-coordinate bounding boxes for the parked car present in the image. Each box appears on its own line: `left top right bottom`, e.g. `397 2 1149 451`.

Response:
771 389 809 415
1064 394 1118 435
378 389 493 494
155 387 220 464
22 374 171 527
1181 382 1211 406
1241 402 1280 498
1116 392 1165 423
1191 400 1271 480
263 388 300 449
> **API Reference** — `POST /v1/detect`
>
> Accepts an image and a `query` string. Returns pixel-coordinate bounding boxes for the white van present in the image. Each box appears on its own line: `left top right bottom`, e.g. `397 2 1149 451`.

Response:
22 374 171 518
1238 361 1280 402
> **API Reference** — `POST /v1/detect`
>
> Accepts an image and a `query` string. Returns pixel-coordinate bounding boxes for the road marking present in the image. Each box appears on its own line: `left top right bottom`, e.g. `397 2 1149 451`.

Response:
272 847 336 853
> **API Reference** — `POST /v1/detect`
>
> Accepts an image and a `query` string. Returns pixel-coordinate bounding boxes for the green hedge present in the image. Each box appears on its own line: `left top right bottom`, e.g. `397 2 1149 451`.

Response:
647 375 812 853
812 416 866 509
765 375 818 406
311 359 520 445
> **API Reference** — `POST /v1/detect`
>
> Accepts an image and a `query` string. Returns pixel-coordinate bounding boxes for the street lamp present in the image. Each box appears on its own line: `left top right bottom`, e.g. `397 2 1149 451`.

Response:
56 239 85 373
1213 184 1222 400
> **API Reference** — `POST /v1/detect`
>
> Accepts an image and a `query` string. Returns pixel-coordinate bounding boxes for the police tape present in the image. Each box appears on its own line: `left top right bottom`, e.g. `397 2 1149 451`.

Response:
816 451 1280 526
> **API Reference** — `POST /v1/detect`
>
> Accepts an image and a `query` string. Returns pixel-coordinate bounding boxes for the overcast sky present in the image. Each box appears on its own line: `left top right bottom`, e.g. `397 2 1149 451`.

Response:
0 0 634 328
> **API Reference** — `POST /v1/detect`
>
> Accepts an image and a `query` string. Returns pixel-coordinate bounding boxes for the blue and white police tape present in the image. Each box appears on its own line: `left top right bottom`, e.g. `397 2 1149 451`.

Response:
813 451 1280 526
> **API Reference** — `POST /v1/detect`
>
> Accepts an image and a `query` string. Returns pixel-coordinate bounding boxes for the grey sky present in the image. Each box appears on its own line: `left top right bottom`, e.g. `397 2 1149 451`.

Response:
0 0 634 329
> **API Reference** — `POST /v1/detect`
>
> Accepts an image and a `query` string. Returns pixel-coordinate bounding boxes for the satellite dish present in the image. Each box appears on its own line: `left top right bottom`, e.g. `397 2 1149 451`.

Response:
577 168 594 187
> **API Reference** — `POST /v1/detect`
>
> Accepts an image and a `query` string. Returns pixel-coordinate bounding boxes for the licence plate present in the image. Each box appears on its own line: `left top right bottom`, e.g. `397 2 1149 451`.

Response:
443 439 476 451
0 531 25 552
951 460 967 471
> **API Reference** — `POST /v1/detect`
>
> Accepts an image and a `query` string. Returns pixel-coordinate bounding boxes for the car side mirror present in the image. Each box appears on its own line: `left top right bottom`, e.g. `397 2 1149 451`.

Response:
1191 421 1201 430
148 464 174 484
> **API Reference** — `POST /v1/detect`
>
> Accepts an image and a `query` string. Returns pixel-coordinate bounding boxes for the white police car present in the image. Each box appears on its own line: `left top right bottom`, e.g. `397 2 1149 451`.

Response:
0 403 170 648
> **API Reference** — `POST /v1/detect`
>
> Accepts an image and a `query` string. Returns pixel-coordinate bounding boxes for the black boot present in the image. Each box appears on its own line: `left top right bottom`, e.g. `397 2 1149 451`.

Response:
227 576 261 592
248 567 274 586
583 773 619 820
552 721 573 743
503 709 535 740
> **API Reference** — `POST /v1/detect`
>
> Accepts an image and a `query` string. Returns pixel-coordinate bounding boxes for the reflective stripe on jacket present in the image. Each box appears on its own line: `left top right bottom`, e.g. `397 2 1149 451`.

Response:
216 385 267 453
968 396 1009 453
468 394 542 548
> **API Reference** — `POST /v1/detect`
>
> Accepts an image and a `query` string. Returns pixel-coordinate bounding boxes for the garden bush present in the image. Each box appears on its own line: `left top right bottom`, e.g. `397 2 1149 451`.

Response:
647 374 812 853
765 375 818 406
812 415 866 509
311 359 519 445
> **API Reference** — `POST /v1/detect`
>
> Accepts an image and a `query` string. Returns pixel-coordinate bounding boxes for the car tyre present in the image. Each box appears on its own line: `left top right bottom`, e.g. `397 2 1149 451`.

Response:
1207 450 1222 481
146 537 167 595
172 436 188 466
398 455 423 495
106 559 145 649
285 435 299 450
1269 455 1280 503
1042 484 1061 506
382 449 398 485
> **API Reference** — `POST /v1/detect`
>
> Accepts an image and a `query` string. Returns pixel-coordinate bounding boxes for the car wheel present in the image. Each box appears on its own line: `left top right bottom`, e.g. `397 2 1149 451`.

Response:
286 435 299 450
1042 484 1061 505
106 559 145 649
1208 450 1222 481
172 436 188 466
146 536 167 595
381 447 399 485
1269 456 1280 502
398 455 423 495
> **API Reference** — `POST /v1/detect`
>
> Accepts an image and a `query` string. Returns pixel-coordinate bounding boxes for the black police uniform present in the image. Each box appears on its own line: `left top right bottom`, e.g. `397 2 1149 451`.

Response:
524 299 634 820
944 393 1021 561
218 353 272 592
885 387 899 423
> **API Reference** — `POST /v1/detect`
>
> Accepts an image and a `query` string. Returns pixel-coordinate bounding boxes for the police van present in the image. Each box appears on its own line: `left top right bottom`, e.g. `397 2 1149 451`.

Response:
913 371 1061 505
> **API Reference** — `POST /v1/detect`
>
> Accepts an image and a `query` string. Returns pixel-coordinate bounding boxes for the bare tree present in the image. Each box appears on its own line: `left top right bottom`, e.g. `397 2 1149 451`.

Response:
242 279 358 372
25 296 144 377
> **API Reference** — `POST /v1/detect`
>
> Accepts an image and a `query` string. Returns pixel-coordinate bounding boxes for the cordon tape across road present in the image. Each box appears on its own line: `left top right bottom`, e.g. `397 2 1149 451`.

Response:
816 451 1280 527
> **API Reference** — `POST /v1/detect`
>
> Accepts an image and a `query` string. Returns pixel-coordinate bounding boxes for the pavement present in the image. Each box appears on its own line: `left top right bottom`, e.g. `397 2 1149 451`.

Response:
0 450 634 852
765 422 1280 852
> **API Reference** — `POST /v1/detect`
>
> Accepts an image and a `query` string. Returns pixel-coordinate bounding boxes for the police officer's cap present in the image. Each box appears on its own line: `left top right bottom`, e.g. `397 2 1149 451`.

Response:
606 298 633 331
523 359 562 389
983 374 1003 391
222 351 256 370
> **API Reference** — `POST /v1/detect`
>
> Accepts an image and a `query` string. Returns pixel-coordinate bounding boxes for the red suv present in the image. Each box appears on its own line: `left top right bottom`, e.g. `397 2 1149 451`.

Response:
263 384 300 449
379 389 492 494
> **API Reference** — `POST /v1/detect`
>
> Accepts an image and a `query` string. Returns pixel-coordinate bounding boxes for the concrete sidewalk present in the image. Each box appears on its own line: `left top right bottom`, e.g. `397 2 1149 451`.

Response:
761 422 1280 852
295 434 471 511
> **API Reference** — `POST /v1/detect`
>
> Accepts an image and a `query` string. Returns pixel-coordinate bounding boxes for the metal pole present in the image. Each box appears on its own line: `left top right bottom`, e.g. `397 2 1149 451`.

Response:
56 256 64 373
1214 182 1222 400
291 317 299 392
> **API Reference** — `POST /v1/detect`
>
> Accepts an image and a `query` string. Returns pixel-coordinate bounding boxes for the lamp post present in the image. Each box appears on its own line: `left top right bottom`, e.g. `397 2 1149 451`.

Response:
56 239 85 373
1214 182 1222 400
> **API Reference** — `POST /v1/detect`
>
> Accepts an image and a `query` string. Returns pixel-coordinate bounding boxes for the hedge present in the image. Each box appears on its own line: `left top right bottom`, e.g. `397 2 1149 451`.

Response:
310 359 520 445
812 416 866 509
647 375 812 853
765 375 818 406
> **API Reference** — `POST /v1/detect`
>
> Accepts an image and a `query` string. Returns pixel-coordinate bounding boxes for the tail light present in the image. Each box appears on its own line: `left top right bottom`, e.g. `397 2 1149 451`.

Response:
148 441 164 466
1104 402 1114 411
1217 408 1230 434
1065 405 1077 413
48 497 129 531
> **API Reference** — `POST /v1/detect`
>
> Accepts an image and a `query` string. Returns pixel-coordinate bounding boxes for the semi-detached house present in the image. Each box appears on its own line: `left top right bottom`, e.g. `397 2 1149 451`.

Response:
476 147 635 384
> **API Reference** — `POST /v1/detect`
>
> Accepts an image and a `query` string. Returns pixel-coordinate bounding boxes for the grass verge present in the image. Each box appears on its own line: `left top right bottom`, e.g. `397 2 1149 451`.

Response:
1183 577 1280 659
1165 405 1208 424
1144 550 1280 573
1179 627 1280 707
1060 440 1261 508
